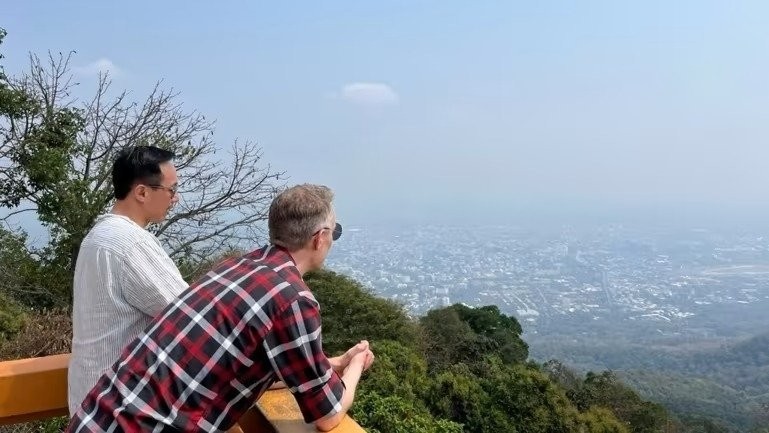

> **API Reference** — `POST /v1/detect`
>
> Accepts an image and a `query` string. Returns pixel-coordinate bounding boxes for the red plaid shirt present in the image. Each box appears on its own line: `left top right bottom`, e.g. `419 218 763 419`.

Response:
66 245 345 432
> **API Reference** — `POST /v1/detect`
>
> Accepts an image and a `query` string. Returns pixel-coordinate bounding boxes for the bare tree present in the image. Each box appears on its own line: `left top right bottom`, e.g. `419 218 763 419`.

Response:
0 50 284 302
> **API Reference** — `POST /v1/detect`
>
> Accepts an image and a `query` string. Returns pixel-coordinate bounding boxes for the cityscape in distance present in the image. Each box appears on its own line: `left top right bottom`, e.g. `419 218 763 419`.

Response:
325 222 769 367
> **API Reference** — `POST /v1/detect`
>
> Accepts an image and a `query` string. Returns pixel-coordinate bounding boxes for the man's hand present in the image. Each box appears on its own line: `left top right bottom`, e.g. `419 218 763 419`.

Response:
346 349 375 373
315 345 374 432
329 340 369 374
363 349 374 370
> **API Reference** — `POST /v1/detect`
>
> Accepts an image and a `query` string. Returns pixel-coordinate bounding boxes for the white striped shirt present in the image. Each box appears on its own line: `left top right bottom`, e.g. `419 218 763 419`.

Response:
68 213 188 416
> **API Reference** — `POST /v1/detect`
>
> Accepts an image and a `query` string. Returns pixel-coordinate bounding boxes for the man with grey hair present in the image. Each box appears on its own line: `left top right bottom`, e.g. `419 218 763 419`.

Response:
66 184 374 433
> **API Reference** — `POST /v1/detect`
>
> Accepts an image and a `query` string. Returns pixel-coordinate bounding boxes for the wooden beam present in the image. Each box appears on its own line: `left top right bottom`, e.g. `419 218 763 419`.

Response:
256 388 365 433
0 355 365 432
0 354 69 425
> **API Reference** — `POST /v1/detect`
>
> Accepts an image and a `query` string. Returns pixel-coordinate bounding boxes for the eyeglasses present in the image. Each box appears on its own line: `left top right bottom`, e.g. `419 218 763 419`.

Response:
147 184 179 196
314 222 343 241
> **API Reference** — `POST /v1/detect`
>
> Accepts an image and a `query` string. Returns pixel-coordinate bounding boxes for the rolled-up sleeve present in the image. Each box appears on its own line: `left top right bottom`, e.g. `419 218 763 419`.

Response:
263 296 345 423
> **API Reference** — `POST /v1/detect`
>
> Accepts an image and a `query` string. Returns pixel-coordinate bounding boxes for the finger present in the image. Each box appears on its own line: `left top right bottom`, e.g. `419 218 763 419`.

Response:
364 354 375 369
346 343 363 355
350 343 366 355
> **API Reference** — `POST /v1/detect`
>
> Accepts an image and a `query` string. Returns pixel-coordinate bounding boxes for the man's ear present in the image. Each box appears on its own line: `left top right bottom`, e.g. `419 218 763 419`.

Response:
312 233 324 251
133 185 148 204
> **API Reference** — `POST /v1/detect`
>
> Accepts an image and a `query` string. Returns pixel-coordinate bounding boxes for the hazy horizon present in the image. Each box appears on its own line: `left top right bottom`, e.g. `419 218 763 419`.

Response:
4 2 769 231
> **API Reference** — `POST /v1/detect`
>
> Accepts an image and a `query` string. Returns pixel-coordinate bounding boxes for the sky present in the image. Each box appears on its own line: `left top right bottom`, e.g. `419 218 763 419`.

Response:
4 1 769 226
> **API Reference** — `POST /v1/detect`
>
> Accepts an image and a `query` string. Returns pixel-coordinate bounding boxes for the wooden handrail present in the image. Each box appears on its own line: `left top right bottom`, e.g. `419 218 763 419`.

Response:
257 388 365 433
0 354 69 425
0 354 365 432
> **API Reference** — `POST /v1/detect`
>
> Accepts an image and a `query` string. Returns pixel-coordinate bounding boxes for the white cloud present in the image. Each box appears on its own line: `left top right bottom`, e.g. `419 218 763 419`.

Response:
74 58 123 77
338 82 399 106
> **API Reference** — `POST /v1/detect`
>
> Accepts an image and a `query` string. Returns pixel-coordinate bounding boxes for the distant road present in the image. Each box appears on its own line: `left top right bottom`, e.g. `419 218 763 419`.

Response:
702 264 769 276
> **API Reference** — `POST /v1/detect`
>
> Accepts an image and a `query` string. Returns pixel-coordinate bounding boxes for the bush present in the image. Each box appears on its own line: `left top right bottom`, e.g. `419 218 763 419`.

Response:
352 391 463 433
0 308 71 360
305 269 422 355
0 293 26 340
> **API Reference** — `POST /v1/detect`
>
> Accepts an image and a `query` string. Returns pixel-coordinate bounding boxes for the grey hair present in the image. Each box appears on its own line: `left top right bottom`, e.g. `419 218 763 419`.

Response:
268 184 335 250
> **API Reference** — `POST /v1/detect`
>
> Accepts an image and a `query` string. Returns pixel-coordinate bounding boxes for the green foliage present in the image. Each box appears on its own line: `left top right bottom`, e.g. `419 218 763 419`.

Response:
15 107 84 189
0 228 68 307
580 407 631 433
451 303 529 364
4 96 102 300
304 269 421 355
351 339 466 432
542 359 584 398
41 417 69 433
420 303 529 371
352 391 463 433
538 330 769 430
420 306 490 371
621 370 755 432
575 371 668 433
479 362 585 433
425 365 511 433
674 415 732 433
0 31 97 305
0 292 26 340
360 340 430 403
544 361 675 433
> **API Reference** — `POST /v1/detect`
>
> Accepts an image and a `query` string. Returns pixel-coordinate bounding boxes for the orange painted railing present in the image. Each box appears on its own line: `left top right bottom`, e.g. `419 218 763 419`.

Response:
0 354 365 432
0 354 69 424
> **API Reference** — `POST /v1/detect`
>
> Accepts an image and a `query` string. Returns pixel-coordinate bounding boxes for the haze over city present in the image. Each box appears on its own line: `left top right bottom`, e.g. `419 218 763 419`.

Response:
5 1 769 227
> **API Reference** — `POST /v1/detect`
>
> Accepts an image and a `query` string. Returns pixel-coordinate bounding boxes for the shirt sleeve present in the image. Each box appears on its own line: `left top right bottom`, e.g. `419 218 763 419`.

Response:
263 295 345 423
122 239 189 317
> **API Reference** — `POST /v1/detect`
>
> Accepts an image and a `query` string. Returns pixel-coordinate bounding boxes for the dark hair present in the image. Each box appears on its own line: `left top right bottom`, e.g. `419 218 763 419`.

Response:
112 146 175 200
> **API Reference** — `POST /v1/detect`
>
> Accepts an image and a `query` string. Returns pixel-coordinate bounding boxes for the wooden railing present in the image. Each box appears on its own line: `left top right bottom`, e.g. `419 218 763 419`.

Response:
0 354 69 425
0 354 365 432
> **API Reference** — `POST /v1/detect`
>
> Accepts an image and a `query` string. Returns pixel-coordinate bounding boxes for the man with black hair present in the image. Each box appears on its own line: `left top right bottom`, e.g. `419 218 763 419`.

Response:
68 145 188 416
